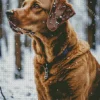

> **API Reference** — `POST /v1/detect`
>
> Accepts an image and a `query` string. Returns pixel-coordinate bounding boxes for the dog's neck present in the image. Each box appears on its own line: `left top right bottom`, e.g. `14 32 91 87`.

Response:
33 21 78 64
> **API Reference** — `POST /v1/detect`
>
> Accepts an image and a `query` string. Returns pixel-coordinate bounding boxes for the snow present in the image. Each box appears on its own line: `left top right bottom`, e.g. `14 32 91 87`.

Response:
0 0 100 100
0 48 37 100
69 0 88 41
91 45 100 64
0 0 38 99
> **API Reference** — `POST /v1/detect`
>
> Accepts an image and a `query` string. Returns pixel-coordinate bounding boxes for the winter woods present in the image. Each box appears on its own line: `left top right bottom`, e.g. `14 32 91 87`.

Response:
0 0 100 99
0 0 100 75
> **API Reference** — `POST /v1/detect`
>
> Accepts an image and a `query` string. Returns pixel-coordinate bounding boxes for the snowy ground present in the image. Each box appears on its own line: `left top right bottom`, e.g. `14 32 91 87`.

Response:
0 47 37 100
0 0 38 99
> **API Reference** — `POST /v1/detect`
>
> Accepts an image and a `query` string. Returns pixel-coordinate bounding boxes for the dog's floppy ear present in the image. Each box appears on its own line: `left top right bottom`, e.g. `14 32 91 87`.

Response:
47 0 75 31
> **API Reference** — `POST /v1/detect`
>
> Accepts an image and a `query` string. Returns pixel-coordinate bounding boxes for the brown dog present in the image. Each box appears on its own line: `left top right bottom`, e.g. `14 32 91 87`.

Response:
6 0 100 100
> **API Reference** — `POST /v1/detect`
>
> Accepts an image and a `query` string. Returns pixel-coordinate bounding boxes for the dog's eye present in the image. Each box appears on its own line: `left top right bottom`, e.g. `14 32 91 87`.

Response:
32 4 40 9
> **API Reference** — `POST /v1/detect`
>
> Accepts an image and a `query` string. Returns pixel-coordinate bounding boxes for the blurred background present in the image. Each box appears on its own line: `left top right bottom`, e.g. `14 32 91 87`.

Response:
0 0 100 100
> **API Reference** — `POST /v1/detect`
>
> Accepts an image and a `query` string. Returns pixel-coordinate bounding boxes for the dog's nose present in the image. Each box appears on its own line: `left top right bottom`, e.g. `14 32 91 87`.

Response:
6 10 14 18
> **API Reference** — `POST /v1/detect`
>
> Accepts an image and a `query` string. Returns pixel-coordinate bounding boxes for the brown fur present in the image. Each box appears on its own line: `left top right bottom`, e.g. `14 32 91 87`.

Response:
7 0 100 100
33 22 100 100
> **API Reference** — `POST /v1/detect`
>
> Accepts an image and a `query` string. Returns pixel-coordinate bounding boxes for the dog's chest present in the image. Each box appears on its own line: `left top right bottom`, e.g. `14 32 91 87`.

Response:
34 56 93 100
47 80 73 100
35 61 76 98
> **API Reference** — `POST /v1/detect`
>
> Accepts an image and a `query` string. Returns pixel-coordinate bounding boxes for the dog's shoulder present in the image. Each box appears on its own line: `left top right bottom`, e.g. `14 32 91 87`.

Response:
66 39 90 64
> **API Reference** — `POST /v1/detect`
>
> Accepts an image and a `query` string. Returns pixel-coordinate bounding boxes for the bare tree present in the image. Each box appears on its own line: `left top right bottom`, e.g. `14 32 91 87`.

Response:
14 0 24 79
15 35 22 79
88 0 97 49
0 0 2 57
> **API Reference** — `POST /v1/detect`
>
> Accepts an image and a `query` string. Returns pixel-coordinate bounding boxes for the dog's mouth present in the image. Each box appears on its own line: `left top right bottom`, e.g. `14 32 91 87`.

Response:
9 20 35 35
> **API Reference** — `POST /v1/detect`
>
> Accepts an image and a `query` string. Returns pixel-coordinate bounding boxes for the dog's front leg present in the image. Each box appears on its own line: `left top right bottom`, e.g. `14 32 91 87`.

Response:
34 71 46 100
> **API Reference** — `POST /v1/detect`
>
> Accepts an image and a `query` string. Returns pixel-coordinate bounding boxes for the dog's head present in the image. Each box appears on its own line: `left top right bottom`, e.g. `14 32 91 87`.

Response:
6 0 75 35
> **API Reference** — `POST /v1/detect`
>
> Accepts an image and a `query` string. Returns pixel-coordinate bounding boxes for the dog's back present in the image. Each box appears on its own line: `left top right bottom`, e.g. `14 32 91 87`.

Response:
88 53 100 100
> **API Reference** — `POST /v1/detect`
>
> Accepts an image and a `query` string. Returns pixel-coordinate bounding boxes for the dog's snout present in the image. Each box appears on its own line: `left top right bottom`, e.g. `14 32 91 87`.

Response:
6 10 14 18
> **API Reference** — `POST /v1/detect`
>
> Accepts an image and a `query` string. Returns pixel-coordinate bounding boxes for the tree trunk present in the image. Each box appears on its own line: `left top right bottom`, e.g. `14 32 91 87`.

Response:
24 35 31 51
88 0 97 49
15 35 21 70
15 35 23 79
14 0 24 79
0 0 2 57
